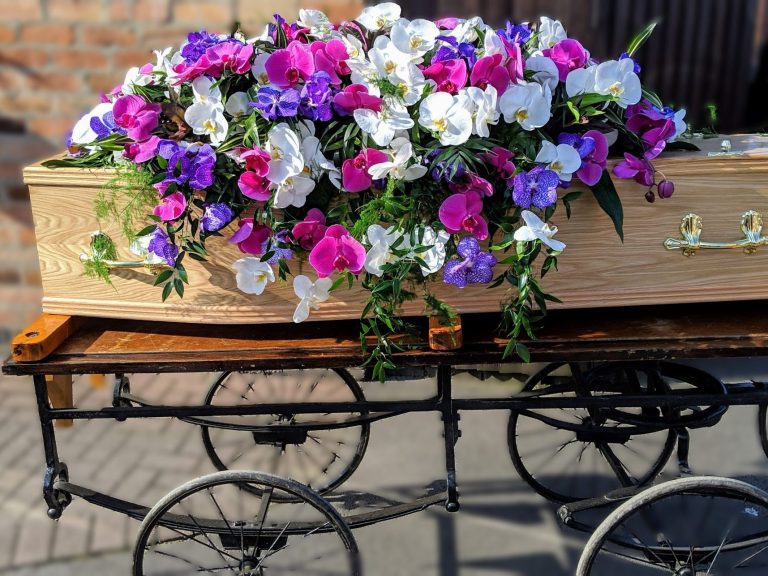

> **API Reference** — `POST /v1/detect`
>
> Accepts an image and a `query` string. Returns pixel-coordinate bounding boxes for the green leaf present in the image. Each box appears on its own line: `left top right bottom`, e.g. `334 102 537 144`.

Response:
578 93 614 108
561 191 582 219
161 281 173 302
589 170 624 241
153 269 173 286
566 101 580 123
515 342 531 363
665 141 701 152
627 20 659 57
641 87 664 110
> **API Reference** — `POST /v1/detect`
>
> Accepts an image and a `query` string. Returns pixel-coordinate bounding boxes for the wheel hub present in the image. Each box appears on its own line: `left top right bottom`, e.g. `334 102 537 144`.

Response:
239 557 264 575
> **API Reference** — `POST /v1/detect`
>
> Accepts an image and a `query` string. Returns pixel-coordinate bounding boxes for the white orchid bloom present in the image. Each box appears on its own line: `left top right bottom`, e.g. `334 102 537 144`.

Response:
389 63 426 106
456 85 500 138
391 18 439 57
251 53 271 85
129 234 165 266
121 66 154 94
266 123 304 183
297 9 333 37
224 91 250 118
514 210 566 252
446 17 483 43
418 92 473 146
299 124 342 188
482 24 505 56
364 225 403 276
369 36 413 81
357 2 401 32
347 58 383 96
354 101 414 147
673 109 687 140
71 102 114 145
525 55 560 92
593 59 642 108
535 141 582 182
410 226 450 277
233 258 275 295
538 17 567 49
367 137 428 182
499 82 552 131
272 174 315 209
192 76 223 106
342 34 366 62
293 275 333 323
184 101 228 146
565 65 597 97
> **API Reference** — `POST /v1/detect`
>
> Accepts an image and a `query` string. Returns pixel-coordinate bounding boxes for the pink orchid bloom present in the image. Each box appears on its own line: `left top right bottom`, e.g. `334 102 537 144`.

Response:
342 148 389 193
449 172 494 198
576 130 609 186
543 39 590 82
153 191 187 222
500 37 524 83
333 84 382 116
309 224 366 277
138 62 154 75
480 147 516 181
470 54 512 96
112 94 161 142
241 146 271 176
238 172 272 202
613 153 654 187
291 208 328 250
423 58 468 94
439 193 489 240
265 41 316 88
229 218 271 255
311 39 350 85
435 17 461 29
207 42 254 76
123 135 160 163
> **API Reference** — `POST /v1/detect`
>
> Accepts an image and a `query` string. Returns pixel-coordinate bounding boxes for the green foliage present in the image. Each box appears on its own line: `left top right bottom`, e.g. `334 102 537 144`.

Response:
627 20 659 57
81 232 118 286
589 171 624 241
97 163 158 242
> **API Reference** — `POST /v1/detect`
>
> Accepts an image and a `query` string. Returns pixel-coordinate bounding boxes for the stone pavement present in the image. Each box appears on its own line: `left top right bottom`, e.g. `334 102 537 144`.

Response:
0 363 767 574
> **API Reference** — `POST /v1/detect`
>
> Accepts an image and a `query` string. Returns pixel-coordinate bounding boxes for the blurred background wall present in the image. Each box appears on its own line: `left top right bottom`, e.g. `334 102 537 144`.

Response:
0 0 767 350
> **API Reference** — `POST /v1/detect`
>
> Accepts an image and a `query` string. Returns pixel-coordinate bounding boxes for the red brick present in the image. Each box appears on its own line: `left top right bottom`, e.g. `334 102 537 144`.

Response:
19 23 74 45
87 72 125 93
0 269 21 284
55 94 101 117
113 48 153 68
173 0 234 25
110 0 170 22
52 49 108 71
0 0 42 21
27 72 80 91
0 24 16 43
0 47 49 67
8 184 29 202
236 0 290 30
48 0 105 23
24 270 42 287
140 26 193 48
0 68 27 91
0 94 53 115
27 118 75 144
80 25 137 46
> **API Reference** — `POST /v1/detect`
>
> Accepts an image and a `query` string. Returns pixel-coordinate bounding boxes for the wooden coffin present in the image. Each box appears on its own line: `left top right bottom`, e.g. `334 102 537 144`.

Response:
23 135 768 325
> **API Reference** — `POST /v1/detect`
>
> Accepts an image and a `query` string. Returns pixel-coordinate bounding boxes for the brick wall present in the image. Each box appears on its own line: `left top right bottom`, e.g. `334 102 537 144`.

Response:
0 0 364 349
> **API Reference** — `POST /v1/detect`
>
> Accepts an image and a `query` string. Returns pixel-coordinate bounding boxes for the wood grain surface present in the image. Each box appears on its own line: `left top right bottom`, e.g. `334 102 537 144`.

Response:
22 135 768 325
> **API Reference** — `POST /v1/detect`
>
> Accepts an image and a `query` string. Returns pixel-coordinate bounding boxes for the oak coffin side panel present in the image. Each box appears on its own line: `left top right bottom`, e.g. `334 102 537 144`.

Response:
24 136 768 324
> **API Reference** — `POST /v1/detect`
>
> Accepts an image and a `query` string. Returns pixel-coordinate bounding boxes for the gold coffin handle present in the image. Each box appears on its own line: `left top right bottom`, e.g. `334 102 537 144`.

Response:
664 210 768 256
79 231 171 274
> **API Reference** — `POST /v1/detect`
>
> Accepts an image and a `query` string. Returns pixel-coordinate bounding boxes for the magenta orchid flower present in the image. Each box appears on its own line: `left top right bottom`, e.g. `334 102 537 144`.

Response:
153 191 187 222
123 135 160 163
228 218 271 255
207 41 254 76
439 192 489 240
112 94 161 142
266 41 316 88
613 153 654 187
423 58 468 94
449 172 494 198
311 39 350 85
333 84 382 116
309 224 366 277
542 39 590 82
470 54 512 96
342 148 389 193
291 208 328 250
480 147 516 180
238 146 272 201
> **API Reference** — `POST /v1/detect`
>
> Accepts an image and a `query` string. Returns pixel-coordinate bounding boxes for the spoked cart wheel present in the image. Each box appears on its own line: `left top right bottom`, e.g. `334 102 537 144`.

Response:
508 362 726 503
133 470 361 575
197 369 370 500
576 476 768 575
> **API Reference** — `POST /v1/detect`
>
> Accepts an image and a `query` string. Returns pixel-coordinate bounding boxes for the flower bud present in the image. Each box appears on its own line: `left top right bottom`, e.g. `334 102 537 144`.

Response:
645 190 656 203
658 180 675 199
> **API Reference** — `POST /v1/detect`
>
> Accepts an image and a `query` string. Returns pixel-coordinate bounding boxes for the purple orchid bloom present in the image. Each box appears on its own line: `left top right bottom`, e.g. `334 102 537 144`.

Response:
251 87 301 120
613 153 654 186
619 52 642 74
262 230 294 265
112 94 161 142
299 71 334 121
499 21 532 45
181 30 222 64
147 227 179 267
200 203 234 233
443 236 497 288
157 141 216 191
512 166 560 209
559 130 609 186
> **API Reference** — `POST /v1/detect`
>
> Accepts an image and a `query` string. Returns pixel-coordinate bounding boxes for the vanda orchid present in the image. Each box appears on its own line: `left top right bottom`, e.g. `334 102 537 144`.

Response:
55 9 686 378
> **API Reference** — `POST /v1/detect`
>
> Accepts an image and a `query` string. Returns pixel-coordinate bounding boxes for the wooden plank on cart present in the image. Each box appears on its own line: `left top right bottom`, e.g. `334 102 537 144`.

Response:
3 301 768 376
11 314 82 362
